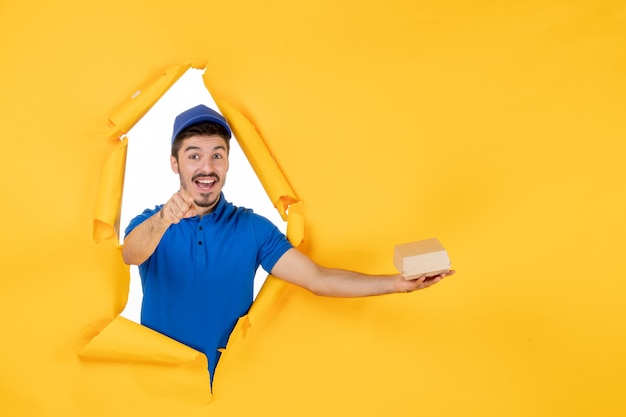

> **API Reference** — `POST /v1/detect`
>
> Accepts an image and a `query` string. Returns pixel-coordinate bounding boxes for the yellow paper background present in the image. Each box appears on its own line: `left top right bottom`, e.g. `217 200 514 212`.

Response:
1 1 625 416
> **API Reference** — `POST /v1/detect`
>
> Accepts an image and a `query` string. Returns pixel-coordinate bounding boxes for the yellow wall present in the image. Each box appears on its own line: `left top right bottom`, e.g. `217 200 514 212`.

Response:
1 1 625 416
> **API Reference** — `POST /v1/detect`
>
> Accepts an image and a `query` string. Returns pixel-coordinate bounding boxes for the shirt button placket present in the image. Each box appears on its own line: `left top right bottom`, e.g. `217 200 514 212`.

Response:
197 224 205 254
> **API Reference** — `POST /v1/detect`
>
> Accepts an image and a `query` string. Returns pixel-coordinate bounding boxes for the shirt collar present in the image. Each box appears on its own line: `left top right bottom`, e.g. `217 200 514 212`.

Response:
203 192 227 220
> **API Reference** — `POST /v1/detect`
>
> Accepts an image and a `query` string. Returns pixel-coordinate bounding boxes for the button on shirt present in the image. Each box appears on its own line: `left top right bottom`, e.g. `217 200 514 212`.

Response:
124 193 293 381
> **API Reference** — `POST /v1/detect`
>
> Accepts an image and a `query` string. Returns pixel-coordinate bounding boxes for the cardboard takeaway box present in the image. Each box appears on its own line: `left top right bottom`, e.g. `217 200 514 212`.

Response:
394 238 451 280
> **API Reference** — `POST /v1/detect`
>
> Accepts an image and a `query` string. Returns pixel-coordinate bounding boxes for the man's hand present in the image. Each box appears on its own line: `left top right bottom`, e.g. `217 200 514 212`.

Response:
122 190 197 265
159 190 198 224
392 270 456 293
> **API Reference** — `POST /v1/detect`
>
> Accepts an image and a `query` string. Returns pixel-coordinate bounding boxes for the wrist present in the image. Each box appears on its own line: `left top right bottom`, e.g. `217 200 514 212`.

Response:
395 274 420 294
388 274 406 294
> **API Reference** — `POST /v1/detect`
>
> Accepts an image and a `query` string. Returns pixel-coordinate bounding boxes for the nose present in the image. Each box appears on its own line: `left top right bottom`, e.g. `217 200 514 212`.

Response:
200 156 215 173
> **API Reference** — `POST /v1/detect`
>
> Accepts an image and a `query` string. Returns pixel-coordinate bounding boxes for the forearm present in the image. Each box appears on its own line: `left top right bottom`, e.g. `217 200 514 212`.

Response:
271 248 404 297
271 248 451 297
308 267 401 297
121 211 170 265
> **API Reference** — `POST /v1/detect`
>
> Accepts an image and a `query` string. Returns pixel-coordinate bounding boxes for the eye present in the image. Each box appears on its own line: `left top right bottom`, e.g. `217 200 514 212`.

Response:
189 154 200 160
212 154 223 160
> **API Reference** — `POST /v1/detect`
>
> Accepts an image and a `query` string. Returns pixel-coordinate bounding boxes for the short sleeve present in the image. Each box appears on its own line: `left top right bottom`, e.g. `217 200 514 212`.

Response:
124 206 162 238
252 214 293 273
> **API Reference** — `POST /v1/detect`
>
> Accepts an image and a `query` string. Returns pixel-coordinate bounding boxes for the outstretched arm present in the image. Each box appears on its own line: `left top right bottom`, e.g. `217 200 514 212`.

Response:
122 190 198 265
270 248 454 297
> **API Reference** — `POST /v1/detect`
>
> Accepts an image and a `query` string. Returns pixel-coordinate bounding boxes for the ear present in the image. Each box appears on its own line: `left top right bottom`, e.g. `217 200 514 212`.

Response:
170 155 179 174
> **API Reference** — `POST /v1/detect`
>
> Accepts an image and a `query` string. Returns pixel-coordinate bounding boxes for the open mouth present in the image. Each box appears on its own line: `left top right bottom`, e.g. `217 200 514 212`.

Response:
194 176 217 192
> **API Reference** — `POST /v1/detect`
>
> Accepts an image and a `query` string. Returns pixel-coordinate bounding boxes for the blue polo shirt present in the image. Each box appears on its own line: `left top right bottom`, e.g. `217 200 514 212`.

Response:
124 193 292 381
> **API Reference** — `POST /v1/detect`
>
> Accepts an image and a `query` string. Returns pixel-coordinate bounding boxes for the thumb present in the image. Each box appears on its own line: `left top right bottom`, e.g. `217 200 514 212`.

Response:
184 205 198 219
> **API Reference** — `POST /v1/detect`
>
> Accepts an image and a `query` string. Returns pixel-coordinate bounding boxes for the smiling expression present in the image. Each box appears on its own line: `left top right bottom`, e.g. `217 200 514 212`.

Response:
170 134 229 216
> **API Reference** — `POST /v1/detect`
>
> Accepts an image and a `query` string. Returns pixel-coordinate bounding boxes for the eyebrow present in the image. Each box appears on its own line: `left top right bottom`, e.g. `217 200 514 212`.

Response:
183 145 227 153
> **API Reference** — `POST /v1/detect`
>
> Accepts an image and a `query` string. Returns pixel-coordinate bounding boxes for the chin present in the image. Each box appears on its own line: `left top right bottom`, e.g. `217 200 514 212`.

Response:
195 194 219 209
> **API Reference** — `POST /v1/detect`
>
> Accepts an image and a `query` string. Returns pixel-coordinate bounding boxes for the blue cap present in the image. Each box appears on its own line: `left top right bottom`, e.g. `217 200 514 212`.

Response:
171 104 232 143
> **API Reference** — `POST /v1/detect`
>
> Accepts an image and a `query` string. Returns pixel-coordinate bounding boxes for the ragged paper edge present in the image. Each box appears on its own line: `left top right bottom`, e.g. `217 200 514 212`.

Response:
78 315 207 366
93 64 191 243
106 64 191 139
210 97 301 224
93 137 127 243
78 315 212 400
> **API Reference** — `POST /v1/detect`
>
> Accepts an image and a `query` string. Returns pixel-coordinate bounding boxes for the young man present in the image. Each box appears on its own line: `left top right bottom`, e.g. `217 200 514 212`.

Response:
122 104 454 382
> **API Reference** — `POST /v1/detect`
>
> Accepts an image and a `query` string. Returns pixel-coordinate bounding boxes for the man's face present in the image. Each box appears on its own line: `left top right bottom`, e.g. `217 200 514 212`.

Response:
170 134 229 215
